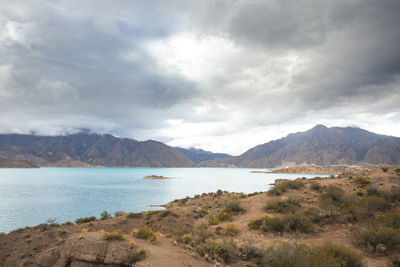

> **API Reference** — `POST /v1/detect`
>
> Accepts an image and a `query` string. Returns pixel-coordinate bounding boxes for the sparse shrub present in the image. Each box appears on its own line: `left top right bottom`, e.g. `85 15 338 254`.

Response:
261 242 363 267
395 168 400 175
100 211 112 220
282 213 313 233
321 185 345 202
172 230 193 245
216 210 233 221
114 211 126 217
224 223 240 236
192 224 213 246
239 242 264 260
310 181 322 191
75 216 96 224
268 180 305 196
194 207 208 218
127 212 142 219
261 217 285 233
360 195 389 214
208 215 220 225
353 224 400 253
264 196 302 213
125 247 147 264
196 239 238 264
303 206 322 223
377 211 400 229
381 165 389 172
217 189 223 196
224 198 246 214
355 176 371 188
159 210 178 218
101 230 125 241
367 186 379 196
46 218 57 225
133 226 158 242
248 216 266 230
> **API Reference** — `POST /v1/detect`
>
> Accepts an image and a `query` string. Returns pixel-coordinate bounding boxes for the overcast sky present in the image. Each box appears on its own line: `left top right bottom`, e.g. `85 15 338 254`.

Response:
0 0 399 155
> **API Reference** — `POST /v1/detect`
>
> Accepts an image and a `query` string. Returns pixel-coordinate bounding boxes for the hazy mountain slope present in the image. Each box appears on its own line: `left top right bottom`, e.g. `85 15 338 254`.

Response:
0 133 196 167
201 125 400 167
174 147 231 163
0 158 38 168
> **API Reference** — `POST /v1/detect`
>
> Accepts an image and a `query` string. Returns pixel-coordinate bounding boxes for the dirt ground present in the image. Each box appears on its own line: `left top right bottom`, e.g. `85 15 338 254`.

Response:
0 165 399 266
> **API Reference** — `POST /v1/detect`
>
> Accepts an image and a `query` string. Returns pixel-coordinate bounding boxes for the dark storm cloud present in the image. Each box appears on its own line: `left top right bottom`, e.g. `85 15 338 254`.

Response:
0 0 399 153
0 0 197 136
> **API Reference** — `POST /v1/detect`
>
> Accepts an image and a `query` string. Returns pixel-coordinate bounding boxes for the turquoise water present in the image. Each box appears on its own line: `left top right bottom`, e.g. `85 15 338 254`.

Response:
0 167 326 233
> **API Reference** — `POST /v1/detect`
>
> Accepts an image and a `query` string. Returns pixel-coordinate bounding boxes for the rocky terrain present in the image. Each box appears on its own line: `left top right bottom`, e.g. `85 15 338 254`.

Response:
1 166 399 266
201 125 400 167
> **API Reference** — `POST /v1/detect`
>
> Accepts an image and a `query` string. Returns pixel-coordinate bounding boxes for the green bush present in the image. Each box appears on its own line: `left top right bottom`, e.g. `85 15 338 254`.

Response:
172 230 193 244
353 224 400 253
133 226 158 242
223 223 240 236
100 211 112 220
264 196 302 213
282 213 313 233
261 242 363 267
303 206 322 223
380 165 389 172
248 216 267 230
310 181 322 191
208 215 220 225
377 211 400 229
125 247 147 264
224 198 246 214
251 214 313 233
360 195 389 213
321 185 346 202
355 176 371 188
114 211 126 217
192 224 213 246
239 242 264 260
196 239 238 264
216 210 233 221
101 230 125 240
262 216 285 232
75 216 96 224
127 212 142 219
268 180 305 196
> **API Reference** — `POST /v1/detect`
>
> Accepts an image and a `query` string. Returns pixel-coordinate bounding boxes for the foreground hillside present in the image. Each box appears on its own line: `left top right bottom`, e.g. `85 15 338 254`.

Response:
1 166 399 266
201 125 400 167
0 133 196 167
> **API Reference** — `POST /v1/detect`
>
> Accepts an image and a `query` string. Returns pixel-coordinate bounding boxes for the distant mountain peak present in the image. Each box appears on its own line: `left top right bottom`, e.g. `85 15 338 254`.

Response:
311 124 328 130
201 125 400 167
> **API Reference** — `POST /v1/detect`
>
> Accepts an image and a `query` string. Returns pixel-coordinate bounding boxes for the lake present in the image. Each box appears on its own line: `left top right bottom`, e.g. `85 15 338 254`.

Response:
0 167 326 233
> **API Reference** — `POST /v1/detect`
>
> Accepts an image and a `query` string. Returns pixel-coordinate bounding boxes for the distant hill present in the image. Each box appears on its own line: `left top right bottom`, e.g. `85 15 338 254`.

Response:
0 158 38 168
174 147 231 163
0 133 196 167
201 125 400 167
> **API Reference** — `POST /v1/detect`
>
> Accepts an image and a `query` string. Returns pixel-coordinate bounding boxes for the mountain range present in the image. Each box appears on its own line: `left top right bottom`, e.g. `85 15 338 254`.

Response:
200 125 400 167
0 125 399 167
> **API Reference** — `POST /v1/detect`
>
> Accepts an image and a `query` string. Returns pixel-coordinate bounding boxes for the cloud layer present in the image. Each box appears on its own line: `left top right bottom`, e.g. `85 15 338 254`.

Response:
1 0 399 154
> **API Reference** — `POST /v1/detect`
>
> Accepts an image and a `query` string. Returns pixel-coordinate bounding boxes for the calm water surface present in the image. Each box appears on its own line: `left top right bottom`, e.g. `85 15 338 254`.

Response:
0 167 327 233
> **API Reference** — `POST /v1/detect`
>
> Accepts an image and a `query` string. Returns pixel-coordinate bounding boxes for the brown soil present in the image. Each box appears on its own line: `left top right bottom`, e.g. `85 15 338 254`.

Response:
0 166 399 266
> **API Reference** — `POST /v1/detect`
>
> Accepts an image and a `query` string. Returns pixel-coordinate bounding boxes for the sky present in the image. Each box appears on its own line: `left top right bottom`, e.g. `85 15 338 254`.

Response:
0 0 399 155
